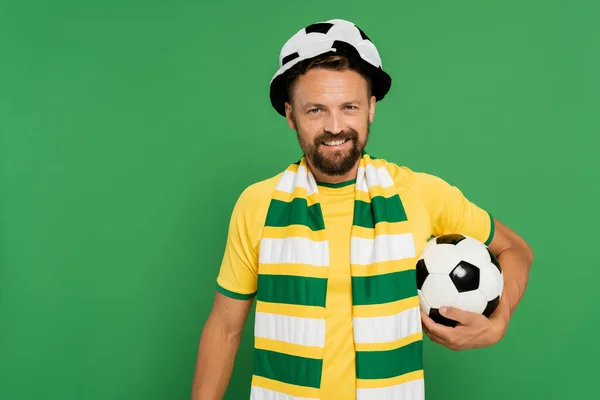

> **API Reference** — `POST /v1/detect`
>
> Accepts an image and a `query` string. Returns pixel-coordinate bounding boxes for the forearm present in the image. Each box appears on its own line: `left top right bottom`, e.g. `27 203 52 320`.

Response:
191 317 242 400
494 246 534 324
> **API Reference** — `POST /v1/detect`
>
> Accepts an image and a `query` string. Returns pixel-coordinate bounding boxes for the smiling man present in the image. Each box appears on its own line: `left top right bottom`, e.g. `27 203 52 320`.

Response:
191 19 534 400
284 56 372 181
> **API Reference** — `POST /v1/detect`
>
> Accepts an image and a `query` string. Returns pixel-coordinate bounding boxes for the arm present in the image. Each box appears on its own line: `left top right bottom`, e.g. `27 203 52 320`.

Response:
189 183 264 397
485 217 534 329
191 292 254 400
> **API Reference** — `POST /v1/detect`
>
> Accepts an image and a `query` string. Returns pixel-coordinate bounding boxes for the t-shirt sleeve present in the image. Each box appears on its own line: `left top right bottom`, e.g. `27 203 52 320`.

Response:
413 171 495 245
215 187 262 300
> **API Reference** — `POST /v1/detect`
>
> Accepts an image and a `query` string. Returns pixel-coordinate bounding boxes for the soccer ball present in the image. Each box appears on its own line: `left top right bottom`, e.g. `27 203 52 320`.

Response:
416 233 504 327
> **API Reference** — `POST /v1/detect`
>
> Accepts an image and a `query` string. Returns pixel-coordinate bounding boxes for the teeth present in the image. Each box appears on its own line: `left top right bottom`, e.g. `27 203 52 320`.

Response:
324 139 347 146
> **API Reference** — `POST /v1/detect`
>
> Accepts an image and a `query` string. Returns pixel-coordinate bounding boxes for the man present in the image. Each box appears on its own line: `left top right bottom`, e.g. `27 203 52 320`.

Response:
191 19 533 400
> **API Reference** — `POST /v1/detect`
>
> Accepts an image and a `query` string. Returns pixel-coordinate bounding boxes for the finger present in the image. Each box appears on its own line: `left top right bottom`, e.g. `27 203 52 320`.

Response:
422 325 453 348
423 323 462 351
420 311 441 335
421 310 456 339
420 312 435 336
439 306 478 325
420 310 433 328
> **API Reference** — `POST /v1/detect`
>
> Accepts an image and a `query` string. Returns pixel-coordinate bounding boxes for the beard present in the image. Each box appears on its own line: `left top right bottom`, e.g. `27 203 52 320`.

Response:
296 121 370 177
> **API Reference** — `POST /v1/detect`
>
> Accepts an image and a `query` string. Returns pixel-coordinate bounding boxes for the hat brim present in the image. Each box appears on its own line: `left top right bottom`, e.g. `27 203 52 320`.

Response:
269 49 392 117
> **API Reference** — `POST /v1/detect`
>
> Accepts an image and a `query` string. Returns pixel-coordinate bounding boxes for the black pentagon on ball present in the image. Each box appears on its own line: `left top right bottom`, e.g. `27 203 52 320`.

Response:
449 261 480 292
483 296 500 317
305 22 334 34
416 259 429 290
487 248 502 273
429 308 458 328
436 233 466 245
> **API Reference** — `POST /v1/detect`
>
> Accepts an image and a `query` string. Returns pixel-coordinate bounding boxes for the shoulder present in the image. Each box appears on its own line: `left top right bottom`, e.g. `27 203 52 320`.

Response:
375 158 459 207
236 173 281 206
222 172 283 253
374 157 442 190
230 172 282 228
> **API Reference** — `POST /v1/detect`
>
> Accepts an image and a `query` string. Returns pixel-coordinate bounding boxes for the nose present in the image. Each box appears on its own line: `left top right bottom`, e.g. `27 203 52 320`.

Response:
323 109 344 134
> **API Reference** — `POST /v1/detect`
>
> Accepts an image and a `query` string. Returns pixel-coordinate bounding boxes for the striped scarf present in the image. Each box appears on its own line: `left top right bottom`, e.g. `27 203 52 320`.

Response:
250 153 425 400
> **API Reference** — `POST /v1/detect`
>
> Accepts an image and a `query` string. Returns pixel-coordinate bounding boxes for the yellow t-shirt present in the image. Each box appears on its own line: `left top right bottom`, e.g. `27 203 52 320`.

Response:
216 161 494 400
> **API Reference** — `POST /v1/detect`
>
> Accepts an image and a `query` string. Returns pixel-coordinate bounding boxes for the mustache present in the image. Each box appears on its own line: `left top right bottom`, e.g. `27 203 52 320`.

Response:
314 130 358 144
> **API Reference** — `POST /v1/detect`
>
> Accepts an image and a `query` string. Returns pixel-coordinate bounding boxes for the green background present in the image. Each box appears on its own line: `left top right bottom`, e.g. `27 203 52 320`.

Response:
1 0 598 399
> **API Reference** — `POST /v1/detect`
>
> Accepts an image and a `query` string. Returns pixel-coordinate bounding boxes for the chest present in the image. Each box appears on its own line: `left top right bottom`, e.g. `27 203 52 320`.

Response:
318 187 432 257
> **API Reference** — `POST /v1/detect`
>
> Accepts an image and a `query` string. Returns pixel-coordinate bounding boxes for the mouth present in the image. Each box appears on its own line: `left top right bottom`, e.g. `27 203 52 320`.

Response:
321 138 350 148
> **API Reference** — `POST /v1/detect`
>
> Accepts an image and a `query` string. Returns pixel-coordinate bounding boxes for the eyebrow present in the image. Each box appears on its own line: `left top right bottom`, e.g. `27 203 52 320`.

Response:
302 100 361 109
303 102 326 109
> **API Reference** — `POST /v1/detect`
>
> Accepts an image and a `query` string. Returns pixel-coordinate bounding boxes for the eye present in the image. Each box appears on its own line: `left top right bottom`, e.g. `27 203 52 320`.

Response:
308 108 322 114
345 105 358 110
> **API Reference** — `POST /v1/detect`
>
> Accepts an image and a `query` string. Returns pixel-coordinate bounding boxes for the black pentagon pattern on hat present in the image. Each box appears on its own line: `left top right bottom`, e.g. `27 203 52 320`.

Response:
355 25 370 41
305 22 334 34
436 233 466 245
282 52 300 66
331 40 361 60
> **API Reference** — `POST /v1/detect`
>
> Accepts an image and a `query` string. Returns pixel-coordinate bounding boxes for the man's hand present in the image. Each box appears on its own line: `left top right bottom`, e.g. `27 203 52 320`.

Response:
420 306 508 351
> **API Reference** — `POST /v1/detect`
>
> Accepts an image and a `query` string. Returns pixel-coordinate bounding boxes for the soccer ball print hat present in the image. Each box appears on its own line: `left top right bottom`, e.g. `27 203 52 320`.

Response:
269 18 393 116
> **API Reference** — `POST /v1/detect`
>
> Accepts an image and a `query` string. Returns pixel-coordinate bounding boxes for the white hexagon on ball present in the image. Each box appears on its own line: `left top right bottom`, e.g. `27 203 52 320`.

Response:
478 263 503 301
452 290 488 314
419 238 438 260
418 290 431 314
455 236 492 267
421 274 458 309
423 244 462 275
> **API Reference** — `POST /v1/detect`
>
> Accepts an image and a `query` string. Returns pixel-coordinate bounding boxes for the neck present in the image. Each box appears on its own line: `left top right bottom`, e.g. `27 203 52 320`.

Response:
307 159 360 184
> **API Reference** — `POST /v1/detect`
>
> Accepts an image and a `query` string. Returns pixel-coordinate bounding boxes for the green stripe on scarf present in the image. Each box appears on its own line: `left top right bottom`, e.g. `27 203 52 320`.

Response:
254 348 323 388
353 195 408 228
264 199 325 231
351 270 418 305
356 340 423 380
257 275 327 307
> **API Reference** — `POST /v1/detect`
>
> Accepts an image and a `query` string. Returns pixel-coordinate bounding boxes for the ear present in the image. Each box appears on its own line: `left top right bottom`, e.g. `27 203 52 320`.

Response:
285 102 296 130
368 95 376 124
